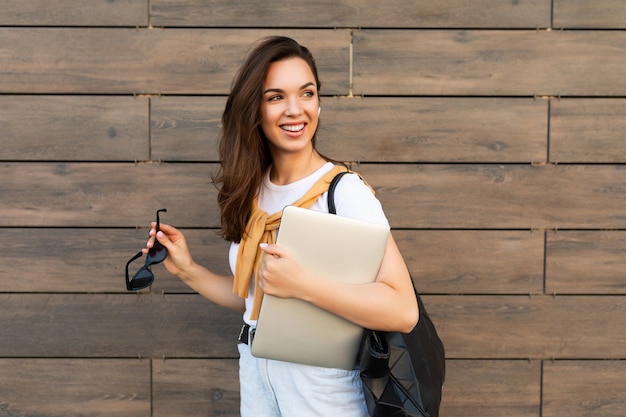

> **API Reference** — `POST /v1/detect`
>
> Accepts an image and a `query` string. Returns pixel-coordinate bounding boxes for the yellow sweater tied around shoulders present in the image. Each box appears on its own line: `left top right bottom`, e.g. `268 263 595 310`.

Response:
233 165 349 320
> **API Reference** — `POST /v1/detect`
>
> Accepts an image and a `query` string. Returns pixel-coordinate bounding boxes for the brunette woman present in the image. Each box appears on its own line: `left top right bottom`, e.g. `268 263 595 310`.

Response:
144 36 418 417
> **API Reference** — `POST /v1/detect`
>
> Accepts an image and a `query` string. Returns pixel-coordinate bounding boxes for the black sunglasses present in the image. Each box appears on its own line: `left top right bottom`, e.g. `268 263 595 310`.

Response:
125 208 168 291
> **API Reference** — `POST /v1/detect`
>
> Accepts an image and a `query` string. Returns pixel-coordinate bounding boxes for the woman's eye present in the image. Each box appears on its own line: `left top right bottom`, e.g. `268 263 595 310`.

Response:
303 90 315 98
267 95 282 102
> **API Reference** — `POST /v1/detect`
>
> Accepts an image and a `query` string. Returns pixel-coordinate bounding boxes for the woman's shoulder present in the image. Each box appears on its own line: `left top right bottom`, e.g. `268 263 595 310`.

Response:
330 169 389 226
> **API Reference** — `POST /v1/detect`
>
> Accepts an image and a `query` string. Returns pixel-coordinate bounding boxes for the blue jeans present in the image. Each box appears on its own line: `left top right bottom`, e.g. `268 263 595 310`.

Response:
238 343 368 417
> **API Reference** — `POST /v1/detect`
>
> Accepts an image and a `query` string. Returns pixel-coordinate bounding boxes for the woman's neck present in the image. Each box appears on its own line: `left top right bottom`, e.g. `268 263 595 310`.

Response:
269 150 327 185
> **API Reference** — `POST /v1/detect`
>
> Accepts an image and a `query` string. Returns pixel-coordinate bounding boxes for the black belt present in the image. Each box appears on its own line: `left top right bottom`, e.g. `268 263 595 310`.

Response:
238 323 254 345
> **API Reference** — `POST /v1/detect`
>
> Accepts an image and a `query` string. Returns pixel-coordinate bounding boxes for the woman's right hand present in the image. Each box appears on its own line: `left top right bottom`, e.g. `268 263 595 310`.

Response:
144 222 244 313
144 222 194 278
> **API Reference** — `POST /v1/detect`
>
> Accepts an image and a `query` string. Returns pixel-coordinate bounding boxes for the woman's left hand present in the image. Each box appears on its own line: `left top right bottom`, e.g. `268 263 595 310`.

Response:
257 243 311 300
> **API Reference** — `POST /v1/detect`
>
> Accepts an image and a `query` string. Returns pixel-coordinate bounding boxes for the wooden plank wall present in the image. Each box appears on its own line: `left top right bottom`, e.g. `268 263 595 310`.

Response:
1 1 625 416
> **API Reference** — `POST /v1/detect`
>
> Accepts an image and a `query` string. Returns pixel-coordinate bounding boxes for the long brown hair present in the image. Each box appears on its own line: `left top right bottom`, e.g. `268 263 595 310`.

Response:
213 36 325 242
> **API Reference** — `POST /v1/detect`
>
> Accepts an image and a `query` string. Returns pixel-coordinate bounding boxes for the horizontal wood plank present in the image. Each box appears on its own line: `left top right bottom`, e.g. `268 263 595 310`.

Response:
543 360 626 417
546 231 626 294
0 228 543 295
440 360 541 417
4 163 626 229
427 295 626 359
150 0 550 28
4 294 622 359
356 164 626 229
0 359 150 416
553 0 626 29
0 0 148 26
2 95 553 163
150 96 548 163
550 99 626 163
0 294 241 357
151 96 225 162
396 230 544 294
0 28 350 94
0 96 149 161
0 228 232 293
353 30 626 96
317 97 548 163
153 359 240 417
0 162 220 227
152 359 544 417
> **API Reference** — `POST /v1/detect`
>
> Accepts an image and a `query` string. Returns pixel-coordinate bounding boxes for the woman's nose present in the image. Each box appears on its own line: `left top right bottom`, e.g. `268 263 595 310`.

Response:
284 97 302 116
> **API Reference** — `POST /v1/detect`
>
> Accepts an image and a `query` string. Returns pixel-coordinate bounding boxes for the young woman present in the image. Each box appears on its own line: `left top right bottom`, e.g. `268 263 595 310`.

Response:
144 36 418 417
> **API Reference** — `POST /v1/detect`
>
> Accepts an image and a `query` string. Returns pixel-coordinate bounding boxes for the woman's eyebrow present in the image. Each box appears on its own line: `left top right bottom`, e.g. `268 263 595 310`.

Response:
263 82 316 95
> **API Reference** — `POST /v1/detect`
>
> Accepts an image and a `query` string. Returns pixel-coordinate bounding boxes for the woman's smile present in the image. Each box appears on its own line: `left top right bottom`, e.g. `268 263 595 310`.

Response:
281 123 306 133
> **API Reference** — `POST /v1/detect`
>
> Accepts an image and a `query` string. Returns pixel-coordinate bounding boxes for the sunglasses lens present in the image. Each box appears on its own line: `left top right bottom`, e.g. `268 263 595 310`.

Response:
130 267 154 290
147 241 168 264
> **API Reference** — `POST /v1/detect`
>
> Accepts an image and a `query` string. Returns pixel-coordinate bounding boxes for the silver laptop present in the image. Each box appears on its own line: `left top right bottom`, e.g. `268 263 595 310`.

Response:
251 205 390 370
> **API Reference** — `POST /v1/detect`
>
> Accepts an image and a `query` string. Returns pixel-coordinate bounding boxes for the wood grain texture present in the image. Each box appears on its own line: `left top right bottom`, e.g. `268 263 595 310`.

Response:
550 99 626 163
396 230 544 294
5 293 623 360
355 164 626 229
149 96 548 163
0 359 150 416
0 227 545 295
317 97 548 163
0 293 241 357
546 231 626 294
440 360 541 417
543 360 626 417
0 162 220 227
7 98 624 165
0 228 231 293
0 227 550 296
427 295 626 359
150 0 550 28
553 0 626 29
0 0 148 26
151 96 225 162
153 359 240 417
5 163 626 229
1 2 625 415
0 28 350 94
151 359 545 417
353 30 626 96
0 96 149 161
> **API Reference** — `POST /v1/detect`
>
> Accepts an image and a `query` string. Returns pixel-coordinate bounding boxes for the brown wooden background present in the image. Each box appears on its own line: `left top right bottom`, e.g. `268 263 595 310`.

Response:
1 1 625 416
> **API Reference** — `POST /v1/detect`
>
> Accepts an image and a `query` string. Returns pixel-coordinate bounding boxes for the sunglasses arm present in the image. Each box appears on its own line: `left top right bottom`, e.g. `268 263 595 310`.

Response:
125 251 144 290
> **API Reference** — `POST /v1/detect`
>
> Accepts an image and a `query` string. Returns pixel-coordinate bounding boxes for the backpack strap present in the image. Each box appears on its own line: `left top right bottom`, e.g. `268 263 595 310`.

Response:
329 168 445 416
327 171 351 215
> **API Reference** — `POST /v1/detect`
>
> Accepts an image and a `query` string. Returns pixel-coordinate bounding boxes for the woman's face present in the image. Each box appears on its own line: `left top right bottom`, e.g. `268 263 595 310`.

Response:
260 57 319 157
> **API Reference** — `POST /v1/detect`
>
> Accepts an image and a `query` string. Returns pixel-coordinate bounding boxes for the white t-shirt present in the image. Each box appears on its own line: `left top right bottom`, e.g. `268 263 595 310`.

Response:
228 162 389 325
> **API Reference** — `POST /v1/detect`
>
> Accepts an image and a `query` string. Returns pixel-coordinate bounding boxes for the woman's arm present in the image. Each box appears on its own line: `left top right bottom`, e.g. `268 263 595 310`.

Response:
147 223 245 313
258 234 418 333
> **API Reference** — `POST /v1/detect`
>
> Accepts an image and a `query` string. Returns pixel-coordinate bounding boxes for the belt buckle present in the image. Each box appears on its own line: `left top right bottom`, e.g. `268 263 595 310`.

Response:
238 323 255 345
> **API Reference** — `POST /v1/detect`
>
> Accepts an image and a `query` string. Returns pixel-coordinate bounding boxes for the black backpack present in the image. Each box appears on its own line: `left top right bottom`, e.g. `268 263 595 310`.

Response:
328 171 445 417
